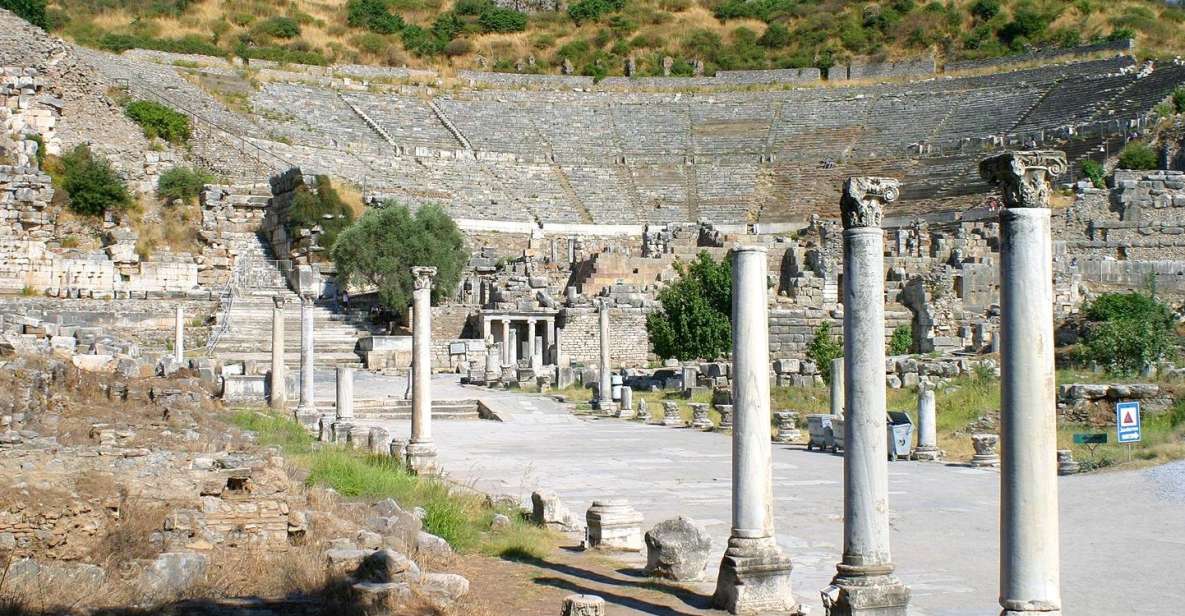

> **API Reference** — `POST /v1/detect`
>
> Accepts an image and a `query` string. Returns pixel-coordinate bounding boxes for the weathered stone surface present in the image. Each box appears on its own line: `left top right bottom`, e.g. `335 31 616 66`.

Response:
139 552 208 601
355 548 421 583
644 517 712 581
562 594 606 616
531 490 583 532
585 499 643 552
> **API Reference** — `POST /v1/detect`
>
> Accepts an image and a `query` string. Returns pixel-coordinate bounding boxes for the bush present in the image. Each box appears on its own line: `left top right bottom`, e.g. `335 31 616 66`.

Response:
286 175 356 250
401 25 446 56
1081 159 1105 189
331 201 467 311
124 100 191 143
254 16 300 39
646 251 732 361
758 22 790 48
57 145 133 217
567 0 624 24
1079 292 1178 375
454 0 491 15
98 32 225 56
1 0 47 28
347 0 404 34
889 325 912 356
1117 142 1159 170
239 44 330 65
479 6 527 32
807 322 843 384
1173 87 1185 115
443 38 472 56
157 166 214 204
969 0 1000 21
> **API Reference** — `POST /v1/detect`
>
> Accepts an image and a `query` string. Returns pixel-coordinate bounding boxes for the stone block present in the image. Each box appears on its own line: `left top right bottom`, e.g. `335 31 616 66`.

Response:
644 517 712 581
584 500 643 551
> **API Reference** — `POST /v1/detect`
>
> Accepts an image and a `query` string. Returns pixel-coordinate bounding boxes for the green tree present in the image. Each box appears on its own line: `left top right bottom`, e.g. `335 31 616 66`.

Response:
331 202 467 311
157 166 215 204
888 324 912 356
1079 291 1178 375
1 0 47 28
1081 159 1105 188
57 145 133 216
646 251 732 361
807 321 843 384
1117 142 1159 170
124 100 191 144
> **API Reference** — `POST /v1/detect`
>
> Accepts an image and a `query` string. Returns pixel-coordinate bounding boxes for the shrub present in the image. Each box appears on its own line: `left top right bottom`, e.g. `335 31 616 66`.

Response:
157 166 214 204
454 0 491 15
999 1 1053 44
332 201 467 311
479 6 526 32
239 44 330 65
98 33 225 56
347 0 404 34
889 325 912 356
646 251 732 361
58 145 133 217
567 0 624 24
1173 87 1185 115
443 38 472 56
969 0 1000 21
124 100 191 143
1081 159 1105 189
1117 142 1159 170
1 0 47 28
1079 292 1178 375
807 322 843 384
401 25 445 56
758 22 790 48
254 16 300 39
286 175 355 250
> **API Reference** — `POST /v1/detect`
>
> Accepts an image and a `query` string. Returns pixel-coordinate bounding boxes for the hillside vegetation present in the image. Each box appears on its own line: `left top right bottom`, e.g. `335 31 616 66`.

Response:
18 0 1185 79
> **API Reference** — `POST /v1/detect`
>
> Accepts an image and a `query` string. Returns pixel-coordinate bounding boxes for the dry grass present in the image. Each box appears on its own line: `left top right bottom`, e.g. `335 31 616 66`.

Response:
90 494 169 567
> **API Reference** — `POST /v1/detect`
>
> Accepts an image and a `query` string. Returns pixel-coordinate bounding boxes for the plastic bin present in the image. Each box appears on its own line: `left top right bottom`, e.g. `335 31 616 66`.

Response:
805 414 834 451
886 411 914 461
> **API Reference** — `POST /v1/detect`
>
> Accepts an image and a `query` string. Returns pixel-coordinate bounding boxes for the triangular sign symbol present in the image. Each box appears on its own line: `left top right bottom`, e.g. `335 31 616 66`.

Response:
1124 411 1134 425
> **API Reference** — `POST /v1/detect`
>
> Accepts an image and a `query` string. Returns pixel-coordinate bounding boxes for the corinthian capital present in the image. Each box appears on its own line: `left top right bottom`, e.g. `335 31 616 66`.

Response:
841 177 899 229
978 150 1067 209
411 266 437 291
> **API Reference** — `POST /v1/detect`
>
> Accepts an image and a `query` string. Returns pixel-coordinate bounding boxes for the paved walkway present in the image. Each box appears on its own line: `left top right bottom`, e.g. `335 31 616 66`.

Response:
322 373 1185 616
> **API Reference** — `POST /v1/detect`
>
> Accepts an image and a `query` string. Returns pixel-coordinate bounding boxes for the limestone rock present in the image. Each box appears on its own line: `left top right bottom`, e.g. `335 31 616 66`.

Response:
644 517 712 581
355 548 421 583
416 530 453 556
139 552 208 601
531 490 584 532
418 572 470 610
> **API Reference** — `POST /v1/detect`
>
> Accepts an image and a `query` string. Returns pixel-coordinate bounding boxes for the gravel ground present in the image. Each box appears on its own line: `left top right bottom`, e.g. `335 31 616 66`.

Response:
1143 459 1185 503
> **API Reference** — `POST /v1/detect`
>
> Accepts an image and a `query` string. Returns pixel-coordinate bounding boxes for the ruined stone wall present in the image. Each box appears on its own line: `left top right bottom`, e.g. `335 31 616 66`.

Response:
558 305 650 367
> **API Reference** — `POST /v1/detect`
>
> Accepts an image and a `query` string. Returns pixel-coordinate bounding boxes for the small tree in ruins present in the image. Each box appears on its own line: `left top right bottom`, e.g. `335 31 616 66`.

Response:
646 251 732 361
331 202 467 312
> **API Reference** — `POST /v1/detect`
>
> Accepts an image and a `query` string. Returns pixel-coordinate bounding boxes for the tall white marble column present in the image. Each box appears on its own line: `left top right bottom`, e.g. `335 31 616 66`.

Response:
596 298 615 412
336 366 354 421
712 245 796 614
915 387 939 461
823 177 910 616
174 306 184 364
270 296 286 409
406 266 438 475
501 318 512 365
295 293 318 428
981 150 1066 616
527 318 541 370
830 357 844 418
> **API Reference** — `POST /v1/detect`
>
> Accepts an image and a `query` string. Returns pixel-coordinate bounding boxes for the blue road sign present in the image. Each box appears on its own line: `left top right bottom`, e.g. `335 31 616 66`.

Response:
1116 401 1141 444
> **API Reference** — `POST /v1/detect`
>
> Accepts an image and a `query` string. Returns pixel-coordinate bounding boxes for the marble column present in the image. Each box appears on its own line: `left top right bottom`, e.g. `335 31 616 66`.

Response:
596 298 615 412
406 266 438 475
546 318 557 365
527 318 540 370
270 296 286 409
336 366 354 421
981 150 1066 616
174 306 184 364
712 246 796 614
295 294 318 428
823 177 910 616
915 387 939 461
830 357 844 418
501 318 511 365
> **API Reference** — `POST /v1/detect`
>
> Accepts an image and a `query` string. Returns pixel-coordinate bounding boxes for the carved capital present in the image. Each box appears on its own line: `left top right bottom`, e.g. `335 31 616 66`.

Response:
411 266 437 291
273 295 286 308
841 177 899 229
978 150 1067 209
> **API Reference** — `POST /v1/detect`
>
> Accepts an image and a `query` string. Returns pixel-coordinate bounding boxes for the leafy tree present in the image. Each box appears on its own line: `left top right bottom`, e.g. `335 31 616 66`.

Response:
347 0 404 34
124 100 191 144
1080 291 1178 375
969 0 1000 21
646 251 732 361
332 202 467 311
1081 159 1105 188
286 175 355 250
758 22 790 48
807 322 843 384
56 145 133 216
1 0 46 28
157 166 215 204
889 324 912 356
1117 142 1159 170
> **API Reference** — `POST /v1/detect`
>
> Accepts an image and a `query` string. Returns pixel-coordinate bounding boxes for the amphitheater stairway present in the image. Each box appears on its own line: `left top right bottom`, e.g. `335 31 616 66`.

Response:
208 234 374 368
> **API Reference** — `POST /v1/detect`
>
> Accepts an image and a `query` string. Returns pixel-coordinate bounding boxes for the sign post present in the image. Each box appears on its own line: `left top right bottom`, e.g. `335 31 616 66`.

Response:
1116 400 1141 462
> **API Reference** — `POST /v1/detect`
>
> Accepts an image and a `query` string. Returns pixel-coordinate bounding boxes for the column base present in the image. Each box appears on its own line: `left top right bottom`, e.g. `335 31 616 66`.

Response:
970 454 1000 468
595 400 618 416
615 406 636 419
913 446 941 461
405 442 439 476
662 416 686 427
1002 611 1061 616
711 536 798 615
822 567 910 616
295 407 320 431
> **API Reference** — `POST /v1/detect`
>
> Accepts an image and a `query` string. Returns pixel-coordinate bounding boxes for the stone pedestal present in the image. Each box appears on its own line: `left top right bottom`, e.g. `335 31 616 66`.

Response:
715 405 734 433
537 373 552 393
1056 450 1078 476
269 297 286 409
774 411 801 443
971 433 1000 467
585 500 644 551
712 246 796 615
823 177 909 616
406 267 438 476
660 401 683 426
331 421 353 444
295 295 319 428
982 151 1066 616
635 399 650 422
616 386 634 418
914 388 940 461
368 427 391 455
562 594 605 616
690 403 713 430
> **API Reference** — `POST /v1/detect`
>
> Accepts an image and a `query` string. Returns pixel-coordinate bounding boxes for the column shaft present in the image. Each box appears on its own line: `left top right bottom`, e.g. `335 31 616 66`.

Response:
731 248 773 538
501 319 511 365
527 319 538 368
412 281 432 444
270 301 286 409
598 301 612 405
297 296 316 414
830 357 844 418
174 306 184 364
336 366 354 420
916 388 938 456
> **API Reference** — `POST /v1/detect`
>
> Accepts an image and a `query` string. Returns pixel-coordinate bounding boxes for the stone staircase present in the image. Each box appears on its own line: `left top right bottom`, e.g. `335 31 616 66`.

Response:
209 234 375 367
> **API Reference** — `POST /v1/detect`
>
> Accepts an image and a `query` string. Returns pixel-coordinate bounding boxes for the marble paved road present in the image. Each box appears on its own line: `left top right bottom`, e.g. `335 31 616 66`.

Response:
322 373 1185 615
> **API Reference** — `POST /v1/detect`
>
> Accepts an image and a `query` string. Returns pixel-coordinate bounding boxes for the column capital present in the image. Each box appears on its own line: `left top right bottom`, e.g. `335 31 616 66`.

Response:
978 150 1067 209
411 266 437 290
841 177 899 229
273 294 286 308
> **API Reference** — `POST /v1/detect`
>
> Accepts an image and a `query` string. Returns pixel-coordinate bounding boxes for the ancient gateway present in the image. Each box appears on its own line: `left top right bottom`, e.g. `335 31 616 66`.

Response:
1 5 1184 615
